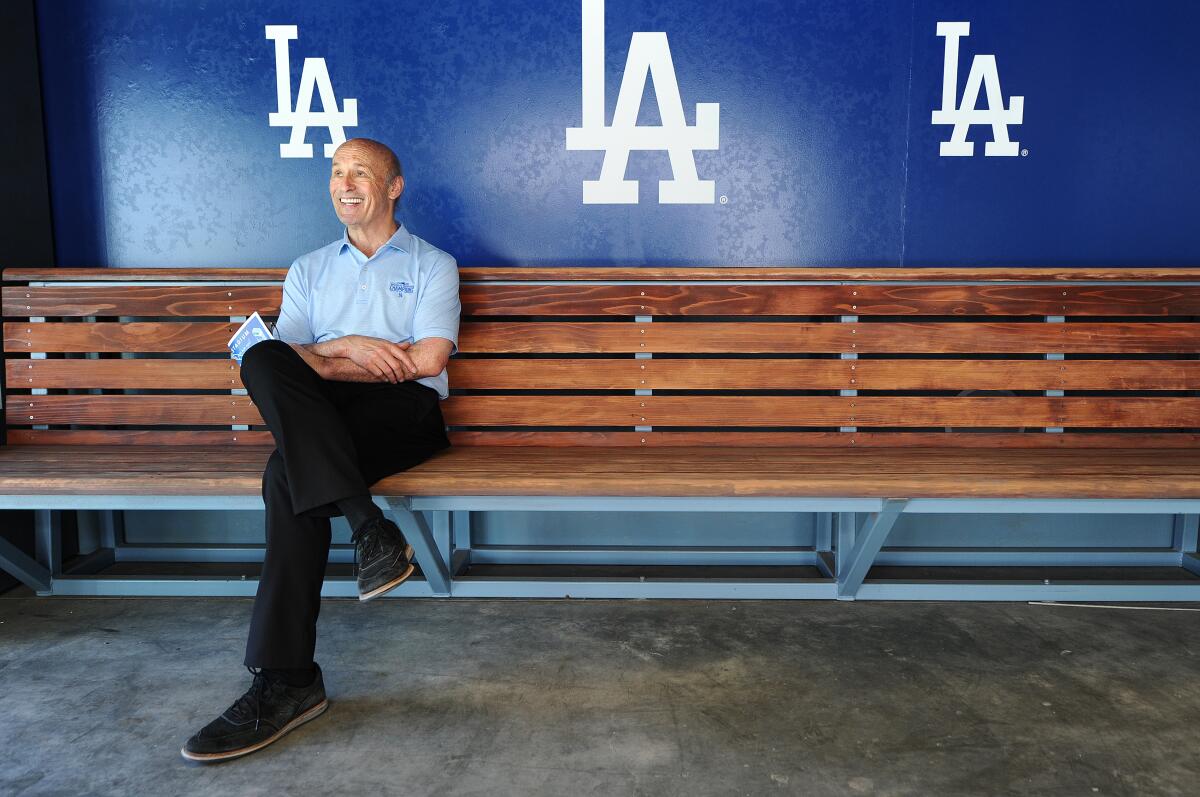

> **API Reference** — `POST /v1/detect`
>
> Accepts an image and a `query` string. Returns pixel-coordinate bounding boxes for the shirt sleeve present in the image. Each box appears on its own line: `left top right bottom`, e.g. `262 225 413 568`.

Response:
274 259 315 344
412 254 461 355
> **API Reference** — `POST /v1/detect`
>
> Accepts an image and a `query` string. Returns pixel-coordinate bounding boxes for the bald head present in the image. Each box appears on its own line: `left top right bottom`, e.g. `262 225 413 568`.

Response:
336 138 403 183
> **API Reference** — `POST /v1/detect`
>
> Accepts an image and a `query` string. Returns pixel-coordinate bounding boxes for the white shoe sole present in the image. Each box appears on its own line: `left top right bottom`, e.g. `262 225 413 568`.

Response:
358 545 415 602
180 699 329 763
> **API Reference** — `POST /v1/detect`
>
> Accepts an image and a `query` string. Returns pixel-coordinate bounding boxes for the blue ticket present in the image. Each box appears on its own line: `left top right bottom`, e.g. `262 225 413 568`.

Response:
227 311 276 363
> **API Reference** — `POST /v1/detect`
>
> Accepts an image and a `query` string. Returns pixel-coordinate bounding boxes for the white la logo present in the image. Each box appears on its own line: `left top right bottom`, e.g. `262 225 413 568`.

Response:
931 22 1023 156
565 0 719 204
265 25 358 158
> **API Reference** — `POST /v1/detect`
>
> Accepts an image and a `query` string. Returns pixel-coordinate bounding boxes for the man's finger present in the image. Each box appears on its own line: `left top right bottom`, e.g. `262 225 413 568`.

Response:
365 352 396 383
384 343 419 377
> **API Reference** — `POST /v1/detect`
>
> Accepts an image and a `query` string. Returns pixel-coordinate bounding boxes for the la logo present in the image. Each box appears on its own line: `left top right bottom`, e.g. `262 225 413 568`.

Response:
931 22 1023 156
264 25 358 158
565 0 720 204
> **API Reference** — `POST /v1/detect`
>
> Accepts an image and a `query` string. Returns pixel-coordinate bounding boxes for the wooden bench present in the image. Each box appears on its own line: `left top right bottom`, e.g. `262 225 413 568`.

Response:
4 266 1200 601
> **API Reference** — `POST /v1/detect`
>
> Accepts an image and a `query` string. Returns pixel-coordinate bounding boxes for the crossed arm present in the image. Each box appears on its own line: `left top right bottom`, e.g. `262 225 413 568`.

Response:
288 335 454 383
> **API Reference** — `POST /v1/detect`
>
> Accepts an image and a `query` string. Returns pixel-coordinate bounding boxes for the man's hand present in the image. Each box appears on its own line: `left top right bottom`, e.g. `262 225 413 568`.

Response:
293 335 453 383
329 334 420 383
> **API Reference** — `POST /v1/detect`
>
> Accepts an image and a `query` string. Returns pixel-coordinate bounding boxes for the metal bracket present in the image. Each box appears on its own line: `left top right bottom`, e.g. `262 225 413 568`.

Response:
0 535 51 594
1172 514 1199 553
383 498 451 596
836 499 907 600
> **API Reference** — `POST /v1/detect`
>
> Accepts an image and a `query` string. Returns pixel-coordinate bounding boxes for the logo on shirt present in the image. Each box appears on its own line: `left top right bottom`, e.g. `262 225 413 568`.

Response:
264 25 358 158
565 0 719 204
932 22 1024 157
389 281 414 295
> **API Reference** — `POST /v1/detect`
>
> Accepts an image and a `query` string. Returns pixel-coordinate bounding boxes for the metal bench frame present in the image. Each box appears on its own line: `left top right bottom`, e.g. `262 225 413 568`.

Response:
4 493 1198 601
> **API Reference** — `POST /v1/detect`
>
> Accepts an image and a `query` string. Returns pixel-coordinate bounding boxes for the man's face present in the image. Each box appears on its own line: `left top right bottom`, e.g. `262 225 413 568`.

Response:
329 142 403 229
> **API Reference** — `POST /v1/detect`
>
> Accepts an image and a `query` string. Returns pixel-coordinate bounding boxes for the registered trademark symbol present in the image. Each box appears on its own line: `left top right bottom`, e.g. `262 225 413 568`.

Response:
1021 149 1029 157
719 195 728 204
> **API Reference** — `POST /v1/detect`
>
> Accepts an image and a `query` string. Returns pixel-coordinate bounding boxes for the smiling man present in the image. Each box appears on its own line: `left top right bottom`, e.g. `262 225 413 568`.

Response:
181 138 460 763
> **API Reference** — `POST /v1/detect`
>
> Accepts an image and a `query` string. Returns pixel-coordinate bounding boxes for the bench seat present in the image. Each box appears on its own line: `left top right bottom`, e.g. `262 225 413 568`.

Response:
3 444 1200 499
5 266 1200 601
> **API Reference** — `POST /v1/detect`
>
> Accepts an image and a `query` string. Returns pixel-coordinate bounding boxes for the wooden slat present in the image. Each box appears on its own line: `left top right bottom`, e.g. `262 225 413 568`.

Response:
4 268 287 282
11 282 1199 319
377 446 1200 498
7 429 1200 448
458 267 1200 282
458 322 1200 354
441 396 1200 428
10 267 1200 283
447 358 1200 391
461 284 1200 317
447 431 1200 448
9 396 260 426
11 394 1198 429
7 357 1197 392
7 359 243 390
10 320 1198 355
2 286 282 318
5 430 271 446
4 322 237 353
5 445 1200 498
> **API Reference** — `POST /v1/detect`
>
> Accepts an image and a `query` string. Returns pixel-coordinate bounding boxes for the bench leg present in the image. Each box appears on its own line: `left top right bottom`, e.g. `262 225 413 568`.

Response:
837 500 906 601
35 510 62 578
383 499 451 596
432 511 452 567
813 513 835 579
0 535 52 595
835 512 857 579
451 510 472 577
99 510 124 550
1176 515 1200 577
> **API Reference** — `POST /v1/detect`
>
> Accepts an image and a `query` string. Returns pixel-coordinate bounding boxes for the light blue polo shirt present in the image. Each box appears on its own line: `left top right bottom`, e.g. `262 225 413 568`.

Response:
275 225 460 399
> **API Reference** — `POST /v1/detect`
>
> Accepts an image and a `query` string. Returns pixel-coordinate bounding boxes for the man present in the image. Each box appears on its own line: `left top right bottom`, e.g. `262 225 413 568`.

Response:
181 138 460 763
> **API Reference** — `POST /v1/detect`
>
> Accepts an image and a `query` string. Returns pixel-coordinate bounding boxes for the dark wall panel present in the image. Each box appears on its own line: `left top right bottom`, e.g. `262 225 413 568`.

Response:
1 0 54 268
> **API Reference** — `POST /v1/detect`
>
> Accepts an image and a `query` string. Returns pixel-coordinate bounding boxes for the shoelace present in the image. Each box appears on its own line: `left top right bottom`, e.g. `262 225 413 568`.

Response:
235 666 280 732
351 523 380 576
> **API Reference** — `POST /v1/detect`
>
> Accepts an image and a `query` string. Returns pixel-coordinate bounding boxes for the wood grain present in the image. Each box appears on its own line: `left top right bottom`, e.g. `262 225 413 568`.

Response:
9 394 1196 430
5 430 272 446
6 356 1197 392
10 266 1200 283
8 395 261 426
4 322 237 353
3 268 287 282
457 267 1200 283
461 283 1200 317
6 429 1198 448
440 395 1200 428
445 431 1200 448
446 358 1200 391
6 445 1200 498
7 359 244 390
3 286 282 318
458 321 1200 354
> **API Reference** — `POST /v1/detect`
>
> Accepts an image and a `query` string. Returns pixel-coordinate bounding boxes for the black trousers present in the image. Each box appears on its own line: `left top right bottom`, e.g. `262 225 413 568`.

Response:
238 340 450 668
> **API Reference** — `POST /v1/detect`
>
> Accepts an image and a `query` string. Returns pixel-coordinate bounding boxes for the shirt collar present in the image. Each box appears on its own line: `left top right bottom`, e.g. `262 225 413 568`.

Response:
339 224 411 258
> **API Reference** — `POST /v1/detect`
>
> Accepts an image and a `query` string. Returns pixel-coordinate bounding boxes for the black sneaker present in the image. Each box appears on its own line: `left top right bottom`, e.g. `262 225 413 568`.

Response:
180 664 328 763
352 517 415 602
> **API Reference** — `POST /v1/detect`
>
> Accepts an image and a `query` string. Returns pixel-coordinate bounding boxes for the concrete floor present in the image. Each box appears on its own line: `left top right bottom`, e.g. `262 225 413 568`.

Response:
0 596 1196 797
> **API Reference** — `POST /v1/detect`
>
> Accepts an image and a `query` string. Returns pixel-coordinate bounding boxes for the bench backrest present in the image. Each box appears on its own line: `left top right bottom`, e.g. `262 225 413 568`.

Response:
5 266 1200 448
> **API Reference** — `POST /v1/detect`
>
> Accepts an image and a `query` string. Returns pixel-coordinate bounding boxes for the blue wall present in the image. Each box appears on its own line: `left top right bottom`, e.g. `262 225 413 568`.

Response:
36 0 1200 269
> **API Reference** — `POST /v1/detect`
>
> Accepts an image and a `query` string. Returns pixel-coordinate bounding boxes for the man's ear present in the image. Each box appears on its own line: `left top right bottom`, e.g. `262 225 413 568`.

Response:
389 175 405 202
